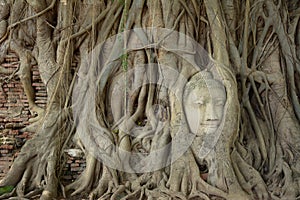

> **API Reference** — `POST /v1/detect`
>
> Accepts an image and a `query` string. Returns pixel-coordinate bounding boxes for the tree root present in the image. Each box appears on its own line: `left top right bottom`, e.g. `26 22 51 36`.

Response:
91 167 119 199
231 149 269 200
28 105 45 123
66 153 96 196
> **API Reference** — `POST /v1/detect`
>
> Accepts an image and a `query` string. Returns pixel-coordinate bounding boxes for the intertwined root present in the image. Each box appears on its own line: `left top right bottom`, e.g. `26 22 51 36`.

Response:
0 0 300 200
28 105 45 123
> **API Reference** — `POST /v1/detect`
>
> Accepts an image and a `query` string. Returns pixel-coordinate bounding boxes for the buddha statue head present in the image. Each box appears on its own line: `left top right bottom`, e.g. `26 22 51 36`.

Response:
183 71 226 136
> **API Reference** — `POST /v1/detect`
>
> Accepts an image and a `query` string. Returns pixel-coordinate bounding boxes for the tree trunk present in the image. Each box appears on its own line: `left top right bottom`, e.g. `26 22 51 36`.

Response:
0 0 300 199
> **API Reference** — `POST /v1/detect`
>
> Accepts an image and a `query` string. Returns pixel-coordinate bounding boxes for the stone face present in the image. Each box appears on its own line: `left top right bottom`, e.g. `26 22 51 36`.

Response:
183 71 226 176
183 71 226 137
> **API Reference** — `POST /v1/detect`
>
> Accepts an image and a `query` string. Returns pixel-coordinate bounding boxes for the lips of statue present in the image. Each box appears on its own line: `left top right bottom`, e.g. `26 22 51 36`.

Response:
184 86 226 136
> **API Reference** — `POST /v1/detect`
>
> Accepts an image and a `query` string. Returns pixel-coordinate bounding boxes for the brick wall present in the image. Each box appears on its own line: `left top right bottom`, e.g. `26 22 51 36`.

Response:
0 53 85 182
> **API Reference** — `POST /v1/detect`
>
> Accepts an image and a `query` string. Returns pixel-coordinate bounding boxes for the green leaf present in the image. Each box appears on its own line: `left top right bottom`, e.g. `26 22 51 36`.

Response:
112 129 119 134
118 0 125 5
0 185 14 195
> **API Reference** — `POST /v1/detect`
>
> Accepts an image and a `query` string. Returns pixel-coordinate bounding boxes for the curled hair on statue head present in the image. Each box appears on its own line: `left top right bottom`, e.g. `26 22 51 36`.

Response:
183 71 226 99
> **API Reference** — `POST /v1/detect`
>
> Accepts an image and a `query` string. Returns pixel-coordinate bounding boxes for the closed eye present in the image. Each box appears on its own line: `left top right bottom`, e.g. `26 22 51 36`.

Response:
215 100 225 106
194 100 204 105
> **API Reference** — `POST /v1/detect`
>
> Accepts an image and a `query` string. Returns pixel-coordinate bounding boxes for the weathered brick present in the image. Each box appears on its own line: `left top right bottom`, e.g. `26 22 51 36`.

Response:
0 145 14 150
10 130 19 135
0 54 84 179
11 88 23 92
0 160 11 166
5 123 24 129
35 87 46 90
0 150 9 154
6 84 14 88
4 103 17 107
0 157 13 161
5 92 15 95
32 71 40 75
71 167 81 172
6 98 17 103
36 92 47 97
32 83 45 87
66 159 73 164
35 96 47 100
7 118 23 122
32 78 41 82
37 99 46 103
70 163 79 167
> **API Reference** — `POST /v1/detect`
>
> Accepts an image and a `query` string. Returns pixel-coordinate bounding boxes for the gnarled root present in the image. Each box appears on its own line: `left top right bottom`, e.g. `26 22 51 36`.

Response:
0 110 70 200
28 105 45 123
89 166 119 199
65 153 96 196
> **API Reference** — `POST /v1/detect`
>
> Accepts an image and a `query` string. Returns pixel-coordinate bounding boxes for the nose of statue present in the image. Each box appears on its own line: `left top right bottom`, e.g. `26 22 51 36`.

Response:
205 103 218 121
